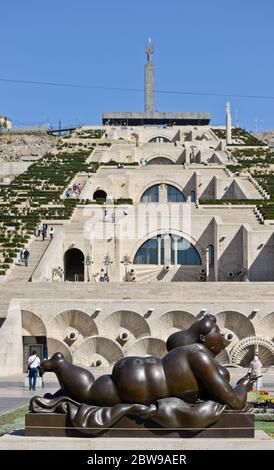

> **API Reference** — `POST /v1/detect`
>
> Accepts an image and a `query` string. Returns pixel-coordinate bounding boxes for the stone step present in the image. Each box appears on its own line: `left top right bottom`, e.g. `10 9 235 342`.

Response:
7 239 51 283
6 226 61 283
235 177 263 199
1 281 274 305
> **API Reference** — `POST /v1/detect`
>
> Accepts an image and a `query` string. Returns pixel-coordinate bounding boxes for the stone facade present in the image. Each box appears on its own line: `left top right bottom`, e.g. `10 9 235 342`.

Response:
0 123 274 376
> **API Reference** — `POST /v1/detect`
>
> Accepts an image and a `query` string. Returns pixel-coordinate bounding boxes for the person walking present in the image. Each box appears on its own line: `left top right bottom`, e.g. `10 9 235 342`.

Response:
37 223 43 237
23 249 30 267
20 248 25 264
249 353 263 391
49 227 54 240
28 350 41 391
42 227 47 241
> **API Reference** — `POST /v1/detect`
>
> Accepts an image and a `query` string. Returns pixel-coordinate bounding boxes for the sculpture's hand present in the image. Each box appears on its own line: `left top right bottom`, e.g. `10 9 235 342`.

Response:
236 373 257 391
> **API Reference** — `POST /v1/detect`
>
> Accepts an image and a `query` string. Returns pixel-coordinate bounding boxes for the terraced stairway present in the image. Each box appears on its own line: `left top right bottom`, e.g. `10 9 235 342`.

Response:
200 205 265 228
234 176 263 199
7 237 51 283
6 226 62 284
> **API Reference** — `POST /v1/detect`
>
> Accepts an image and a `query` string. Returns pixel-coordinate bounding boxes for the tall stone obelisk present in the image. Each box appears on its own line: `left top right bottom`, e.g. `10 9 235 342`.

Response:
226 102 232 145
145 38 154 115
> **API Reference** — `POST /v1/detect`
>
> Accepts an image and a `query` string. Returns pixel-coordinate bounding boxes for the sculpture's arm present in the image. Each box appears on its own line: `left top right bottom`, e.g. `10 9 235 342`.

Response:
192 354 254 410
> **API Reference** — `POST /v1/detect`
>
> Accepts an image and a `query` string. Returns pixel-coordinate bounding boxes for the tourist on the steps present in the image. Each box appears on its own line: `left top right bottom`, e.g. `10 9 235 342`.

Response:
20 248 25 263
49 227 54 240
42 227 47 241
37 223 43 237
24 249 30 267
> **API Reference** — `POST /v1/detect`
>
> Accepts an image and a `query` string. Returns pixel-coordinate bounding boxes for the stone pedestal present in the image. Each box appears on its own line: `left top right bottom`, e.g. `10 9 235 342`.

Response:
25 411 254 438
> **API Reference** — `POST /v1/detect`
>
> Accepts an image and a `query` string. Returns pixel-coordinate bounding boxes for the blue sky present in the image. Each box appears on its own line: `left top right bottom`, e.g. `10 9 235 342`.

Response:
1 0 273 130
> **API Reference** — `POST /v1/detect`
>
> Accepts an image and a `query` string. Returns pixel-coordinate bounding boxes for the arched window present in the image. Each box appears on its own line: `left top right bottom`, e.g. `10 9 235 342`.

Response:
146 157 174 165
93 190 107 201
149 136 171 143
134 237 158 264
140 184 185 203
174 237 201 265
64 248 84 282
134 235 201 265
167 185 185 202
207 245 214 266
140 185 159 202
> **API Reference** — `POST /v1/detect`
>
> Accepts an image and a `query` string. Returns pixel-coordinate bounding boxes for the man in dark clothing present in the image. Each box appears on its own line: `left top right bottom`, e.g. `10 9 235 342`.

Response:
42 227 47 241
24 249 30 267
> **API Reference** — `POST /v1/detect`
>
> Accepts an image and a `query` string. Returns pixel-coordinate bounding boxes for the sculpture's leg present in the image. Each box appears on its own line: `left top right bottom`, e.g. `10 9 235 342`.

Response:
151 398 226 430
29 395 81 414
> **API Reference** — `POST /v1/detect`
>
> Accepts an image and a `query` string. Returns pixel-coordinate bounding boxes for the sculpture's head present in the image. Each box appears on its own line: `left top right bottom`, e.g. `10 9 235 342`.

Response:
198 320 230 355
42 352 65 371
166 314 232 356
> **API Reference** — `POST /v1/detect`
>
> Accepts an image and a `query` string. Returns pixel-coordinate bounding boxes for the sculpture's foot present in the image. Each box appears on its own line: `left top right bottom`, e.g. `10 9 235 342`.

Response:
30 395 80 414
43 389 64 400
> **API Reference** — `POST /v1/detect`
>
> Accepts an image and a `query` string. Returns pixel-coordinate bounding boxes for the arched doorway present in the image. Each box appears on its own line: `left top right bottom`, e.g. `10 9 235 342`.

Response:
64 248 84 282
93 190 107 201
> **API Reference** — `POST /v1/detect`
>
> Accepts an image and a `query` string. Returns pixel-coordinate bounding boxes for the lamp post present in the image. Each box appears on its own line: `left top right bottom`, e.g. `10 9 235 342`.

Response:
121 254 132 280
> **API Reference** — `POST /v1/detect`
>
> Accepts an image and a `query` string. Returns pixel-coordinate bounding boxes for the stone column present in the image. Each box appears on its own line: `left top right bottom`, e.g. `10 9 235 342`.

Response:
226 102 232 145
184 149 190 165
145 38 154 114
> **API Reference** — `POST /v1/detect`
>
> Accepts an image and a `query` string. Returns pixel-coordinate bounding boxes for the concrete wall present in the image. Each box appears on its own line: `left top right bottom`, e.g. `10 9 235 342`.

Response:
0 301 23 375
0 161 32 179
1 289 274 375
218 225 244 281
247 231 274 281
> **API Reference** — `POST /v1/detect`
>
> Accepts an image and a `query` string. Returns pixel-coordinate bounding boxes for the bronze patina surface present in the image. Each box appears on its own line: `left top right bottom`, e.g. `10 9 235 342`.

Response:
27 315 257 437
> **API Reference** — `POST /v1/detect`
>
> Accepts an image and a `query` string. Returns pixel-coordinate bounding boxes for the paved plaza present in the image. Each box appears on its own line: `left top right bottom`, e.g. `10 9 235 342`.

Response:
0 374 58 415
0 432 274 450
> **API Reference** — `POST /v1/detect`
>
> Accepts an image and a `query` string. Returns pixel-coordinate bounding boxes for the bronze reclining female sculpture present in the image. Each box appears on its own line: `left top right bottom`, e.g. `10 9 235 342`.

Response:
30 315 257 434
